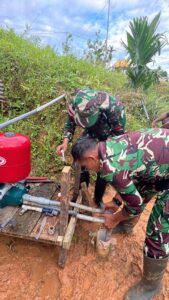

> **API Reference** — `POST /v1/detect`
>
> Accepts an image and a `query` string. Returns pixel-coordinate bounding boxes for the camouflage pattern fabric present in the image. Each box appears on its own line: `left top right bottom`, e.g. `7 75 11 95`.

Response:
98 128 169 258
64 88 126 141
145 191 169 259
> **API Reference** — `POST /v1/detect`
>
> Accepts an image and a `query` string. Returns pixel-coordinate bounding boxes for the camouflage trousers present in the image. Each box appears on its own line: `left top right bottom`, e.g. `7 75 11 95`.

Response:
144 191 169 259
136 183 169 259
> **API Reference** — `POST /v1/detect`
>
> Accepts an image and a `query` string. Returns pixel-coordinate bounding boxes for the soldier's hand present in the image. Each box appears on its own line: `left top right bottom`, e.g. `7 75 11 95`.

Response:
104 198 122 213
104 212 120 229
56 143 68 156
56 138 69 156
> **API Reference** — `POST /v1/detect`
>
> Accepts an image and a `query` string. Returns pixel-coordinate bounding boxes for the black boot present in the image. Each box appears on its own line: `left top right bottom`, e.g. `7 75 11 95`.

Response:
124 255 168 300
111 215 140 234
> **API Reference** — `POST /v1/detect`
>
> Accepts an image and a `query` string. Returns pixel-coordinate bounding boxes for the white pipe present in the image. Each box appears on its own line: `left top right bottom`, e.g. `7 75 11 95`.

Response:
0 94 65 129
21 204 105 224
23 194 103 214
0 184 11 200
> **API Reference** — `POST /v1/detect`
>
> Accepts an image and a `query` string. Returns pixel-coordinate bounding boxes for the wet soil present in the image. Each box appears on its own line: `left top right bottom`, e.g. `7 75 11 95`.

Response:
0 187 168 300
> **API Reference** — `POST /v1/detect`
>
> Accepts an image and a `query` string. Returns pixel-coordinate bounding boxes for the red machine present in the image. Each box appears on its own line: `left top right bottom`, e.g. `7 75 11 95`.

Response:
0 132 31 183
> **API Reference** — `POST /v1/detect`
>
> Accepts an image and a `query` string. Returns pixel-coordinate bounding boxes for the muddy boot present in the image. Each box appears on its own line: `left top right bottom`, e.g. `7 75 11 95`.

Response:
111 215 140 234
124 255 168 300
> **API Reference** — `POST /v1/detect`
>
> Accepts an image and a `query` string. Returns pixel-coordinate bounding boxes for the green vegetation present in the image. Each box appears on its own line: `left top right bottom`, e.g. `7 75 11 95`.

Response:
122 12 166 90
122 12 167 121
84 31 115 64
0 28 168 177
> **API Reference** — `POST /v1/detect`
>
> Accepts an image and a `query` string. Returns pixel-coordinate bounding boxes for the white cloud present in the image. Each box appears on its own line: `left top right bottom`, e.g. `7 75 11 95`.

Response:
0 0 169 72
82 22 101 33
73 0 106 10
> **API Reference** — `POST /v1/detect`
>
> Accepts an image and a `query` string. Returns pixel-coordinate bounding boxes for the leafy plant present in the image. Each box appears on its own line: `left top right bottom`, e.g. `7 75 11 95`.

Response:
62 33 73 55
84 31 115 65
122 12 167 90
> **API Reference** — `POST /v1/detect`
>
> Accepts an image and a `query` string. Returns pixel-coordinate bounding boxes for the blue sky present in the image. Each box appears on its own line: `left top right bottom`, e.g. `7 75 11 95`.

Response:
0 0 169 72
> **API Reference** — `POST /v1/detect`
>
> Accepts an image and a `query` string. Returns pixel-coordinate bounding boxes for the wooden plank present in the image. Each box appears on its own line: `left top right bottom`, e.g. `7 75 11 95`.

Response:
2 210 41 235
58 248 67 268
29 182 60 243
30 214 60 243
63 193 82 250
0 206 18 229
0 181 63 245
0 231 63 246
1 183 57 237
72 163 81 202
59 166 71 236
28 182 57 198
58 166 71 268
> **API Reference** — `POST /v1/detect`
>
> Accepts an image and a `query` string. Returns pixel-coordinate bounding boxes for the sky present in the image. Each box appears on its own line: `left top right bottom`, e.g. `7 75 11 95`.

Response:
0 0 169 72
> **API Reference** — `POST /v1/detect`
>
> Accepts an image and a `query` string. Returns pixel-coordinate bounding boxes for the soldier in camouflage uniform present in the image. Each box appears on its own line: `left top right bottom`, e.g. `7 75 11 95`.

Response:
57 87 126 206
71 128 169 300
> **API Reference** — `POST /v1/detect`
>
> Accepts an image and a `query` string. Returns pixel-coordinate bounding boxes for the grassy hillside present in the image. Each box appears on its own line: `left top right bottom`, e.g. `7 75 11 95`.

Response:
0 29 168 177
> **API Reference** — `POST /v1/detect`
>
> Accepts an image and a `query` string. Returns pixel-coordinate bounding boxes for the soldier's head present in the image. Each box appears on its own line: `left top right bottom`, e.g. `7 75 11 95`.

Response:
71 137 100 172
69 88 109 128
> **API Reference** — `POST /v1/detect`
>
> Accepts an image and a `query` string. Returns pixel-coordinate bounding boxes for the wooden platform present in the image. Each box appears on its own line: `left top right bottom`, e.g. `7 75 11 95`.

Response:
0 167 81 268
0 182 62 244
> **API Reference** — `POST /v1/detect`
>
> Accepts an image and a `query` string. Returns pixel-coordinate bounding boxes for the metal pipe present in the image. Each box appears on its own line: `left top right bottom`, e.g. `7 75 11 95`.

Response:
75 213 104 223
20 205 59 216
21 204 105 224
23 200 60 209
0 94 65 129
23 194 103 214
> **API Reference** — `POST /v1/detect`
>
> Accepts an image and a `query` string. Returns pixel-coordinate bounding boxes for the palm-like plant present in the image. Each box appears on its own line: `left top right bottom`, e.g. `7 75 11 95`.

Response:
122 12 167 90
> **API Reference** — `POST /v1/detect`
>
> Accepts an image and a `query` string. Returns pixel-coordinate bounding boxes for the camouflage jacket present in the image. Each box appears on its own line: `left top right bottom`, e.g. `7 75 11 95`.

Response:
99 128 169 216
64 95 126 141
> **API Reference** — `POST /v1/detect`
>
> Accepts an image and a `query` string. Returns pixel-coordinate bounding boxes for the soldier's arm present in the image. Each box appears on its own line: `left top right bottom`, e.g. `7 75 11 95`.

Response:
106 98 126 135
56 111 76 156
113 176 144 217
64 114 76 141
152 112 169 127
103 178 143 229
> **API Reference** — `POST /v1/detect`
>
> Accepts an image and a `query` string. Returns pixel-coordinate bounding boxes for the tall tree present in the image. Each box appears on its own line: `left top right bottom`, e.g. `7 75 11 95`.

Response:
122 12 167 119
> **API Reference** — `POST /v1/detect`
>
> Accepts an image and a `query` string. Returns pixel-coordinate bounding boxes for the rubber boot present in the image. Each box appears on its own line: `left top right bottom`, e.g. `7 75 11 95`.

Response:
111 215 140 234
124 255 168 300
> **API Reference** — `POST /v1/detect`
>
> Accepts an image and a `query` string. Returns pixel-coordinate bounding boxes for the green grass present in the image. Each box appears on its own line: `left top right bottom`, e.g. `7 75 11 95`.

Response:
0 28 168 177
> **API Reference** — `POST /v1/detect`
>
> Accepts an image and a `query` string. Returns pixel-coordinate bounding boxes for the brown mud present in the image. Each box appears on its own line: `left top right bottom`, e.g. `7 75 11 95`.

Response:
0 187 169 300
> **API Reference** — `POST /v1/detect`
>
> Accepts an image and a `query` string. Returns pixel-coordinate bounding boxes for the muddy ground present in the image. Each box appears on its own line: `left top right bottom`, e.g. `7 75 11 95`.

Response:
0 187 169 300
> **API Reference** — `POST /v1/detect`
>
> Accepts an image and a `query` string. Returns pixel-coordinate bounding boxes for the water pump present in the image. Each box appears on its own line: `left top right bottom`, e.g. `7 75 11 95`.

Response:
0 132 31 208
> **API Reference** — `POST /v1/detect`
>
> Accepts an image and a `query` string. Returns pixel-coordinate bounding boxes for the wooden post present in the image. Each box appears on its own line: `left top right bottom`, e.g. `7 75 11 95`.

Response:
62 192 82 250
72 163 81 202
58 166 71 268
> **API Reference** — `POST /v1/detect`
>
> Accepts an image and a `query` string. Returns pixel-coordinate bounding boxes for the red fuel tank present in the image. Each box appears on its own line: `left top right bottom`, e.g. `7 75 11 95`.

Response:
0 132 31 183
